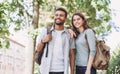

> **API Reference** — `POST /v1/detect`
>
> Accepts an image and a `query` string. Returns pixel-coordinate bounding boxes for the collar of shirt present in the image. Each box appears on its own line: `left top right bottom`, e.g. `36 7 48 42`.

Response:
50 25 68 34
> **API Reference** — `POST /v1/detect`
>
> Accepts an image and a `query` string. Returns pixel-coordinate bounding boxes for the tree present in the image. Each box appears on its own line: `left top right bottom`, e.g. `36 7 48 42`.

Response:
60 0 111 37
0 0 26 48
36 0 112 37
0 0 112 48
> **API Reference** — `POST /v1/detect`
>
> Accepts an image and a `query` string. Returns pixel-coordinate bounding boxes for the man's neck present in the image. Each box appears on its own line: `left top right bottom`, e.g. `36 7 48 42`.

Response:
55 25 64 31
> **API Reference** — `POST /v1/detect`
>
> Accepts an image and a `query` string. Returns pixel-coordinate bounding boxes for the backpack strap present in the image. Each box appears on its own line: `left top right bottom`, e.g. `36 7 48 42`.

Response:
85 34 90 51
45 27 49 57
45 26 53 57
85 34 90 61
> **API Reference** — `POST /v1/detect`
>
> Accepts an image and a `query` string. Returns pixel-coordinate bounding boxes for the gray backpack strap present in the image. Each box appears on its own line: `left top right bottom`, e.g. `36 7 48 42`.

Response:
85 34 90 51
84 31 90 62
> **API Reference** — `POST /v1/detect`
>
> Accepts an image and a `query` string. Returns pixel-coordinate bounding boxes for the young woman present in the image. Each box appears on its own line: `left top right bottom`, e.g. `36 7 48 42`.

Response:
71 12 96 74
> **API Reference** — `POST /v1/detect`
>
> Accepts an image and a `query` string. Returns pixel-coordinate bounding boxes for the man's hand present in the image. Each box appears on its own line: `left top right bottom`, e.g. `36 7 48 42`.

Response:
36 34 52 52
42 34 52 43
68 29 76 38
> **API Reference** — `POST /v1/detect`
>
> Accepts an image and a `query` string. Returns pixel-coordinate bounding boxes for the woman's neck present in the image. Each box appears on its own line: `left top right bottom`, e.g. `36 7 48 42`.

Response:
78 27 84 33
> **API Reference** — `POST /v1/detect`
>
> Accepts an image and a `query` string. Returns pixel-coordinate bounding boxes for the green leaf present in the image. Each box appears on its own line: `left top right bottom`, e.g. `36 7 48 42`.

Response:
107 25 111 31
5 40 10 48
0 41 2 48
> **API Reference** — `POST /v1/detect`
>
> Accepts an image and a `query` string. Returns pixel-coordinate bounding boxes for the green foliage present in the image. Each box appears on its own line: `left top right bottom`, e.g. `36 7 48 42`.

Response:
28 29 39 39
34 63 40 74
0 1 23 30
0 2 10 36
0 0 28 48
107 47 120 74
0 0 112 45
0 38 10 49
58 0 111 38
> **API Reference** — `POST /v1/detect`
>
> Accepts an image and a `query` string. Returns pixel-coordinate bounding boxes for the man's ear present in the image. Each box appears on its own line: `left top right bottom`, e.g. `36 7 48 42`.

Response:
65 18 67 21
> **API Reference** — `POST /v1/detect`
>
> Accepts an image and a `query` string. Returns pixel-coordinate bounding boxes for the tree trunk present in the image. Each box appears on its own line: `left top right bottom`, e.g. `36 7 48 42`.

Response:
32 0 39 74
32 1 39 29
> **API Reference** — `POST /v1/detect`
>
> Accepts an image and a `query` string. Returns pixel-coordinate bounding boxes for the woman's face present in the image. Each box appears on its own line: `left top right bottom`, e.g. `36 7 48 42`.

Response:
73 15 84 29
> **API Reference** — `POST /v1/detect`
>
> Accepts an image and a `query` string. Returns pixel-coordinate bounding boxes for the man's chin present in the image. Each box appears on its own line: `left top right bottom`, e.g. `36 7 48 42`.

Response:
55 22 63 25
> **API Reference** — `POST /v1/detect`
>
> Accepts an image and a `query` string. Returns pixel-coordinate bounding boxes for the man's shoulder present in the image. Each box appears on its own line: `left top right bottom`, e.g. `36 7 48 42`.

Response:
64 28 73 40
38 27 47 35
64 28 70 34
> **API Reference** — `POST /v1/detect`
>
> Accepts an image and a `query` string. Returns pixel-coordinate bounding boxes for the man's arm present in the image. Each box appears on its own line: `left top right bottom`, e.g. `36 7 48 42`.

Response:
36 40 45 52
36 34 52 52
69 49 75 74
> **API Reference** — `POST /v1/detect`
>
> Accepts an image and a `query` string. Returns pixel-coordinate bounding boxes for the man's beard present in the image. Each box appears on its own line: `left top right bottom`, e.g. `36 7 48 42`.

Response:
54 19 65 25
55 22 64 25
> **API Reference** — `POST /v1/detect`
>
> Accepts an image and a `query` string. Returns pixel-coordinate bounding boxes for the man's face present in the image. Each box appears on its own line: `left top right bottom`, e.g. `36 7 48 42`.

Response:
54 11 66 25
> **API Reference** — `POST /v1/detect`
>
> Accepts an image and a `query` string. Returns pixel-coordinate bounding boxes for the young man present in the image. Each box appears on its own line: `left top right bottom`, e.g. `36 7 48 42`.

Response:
36 7 75 74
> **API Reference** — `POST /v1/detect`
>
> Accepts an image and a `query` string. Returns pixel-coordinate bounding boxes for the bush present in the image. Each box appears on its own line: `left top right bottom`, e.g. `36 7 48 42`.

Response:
107 47 120 74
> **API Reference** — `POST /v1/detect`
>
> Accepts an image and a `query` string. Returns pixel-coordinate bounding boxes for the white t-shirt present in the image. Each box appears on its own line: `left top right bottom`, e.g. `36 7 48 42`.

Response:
50 30 64 72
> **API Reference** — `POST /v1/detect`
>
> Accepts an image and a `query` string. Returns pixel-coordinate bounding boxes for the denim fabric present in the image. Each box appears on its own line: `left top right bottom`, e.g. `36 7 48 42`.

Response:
76 66 96 74
49 72 64 74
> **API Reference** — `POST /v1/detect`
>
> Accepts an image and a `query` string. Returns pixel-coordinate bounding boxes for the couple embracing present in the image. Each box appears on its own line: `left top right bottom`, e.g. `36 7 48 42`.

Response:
36 7 96 74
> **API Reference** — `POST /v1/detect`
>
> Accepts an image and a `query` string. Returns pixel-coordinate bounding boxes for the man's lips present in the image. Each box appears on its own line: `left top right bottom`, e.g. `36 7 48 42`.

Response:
56 19 62 22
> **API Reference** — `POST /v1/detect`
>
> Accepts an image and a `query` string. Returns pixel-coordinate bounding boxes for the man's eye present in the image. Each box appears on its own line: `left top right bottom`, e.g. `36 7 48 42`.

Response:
73 19 76 21
60 14 63 16
55 14 58 16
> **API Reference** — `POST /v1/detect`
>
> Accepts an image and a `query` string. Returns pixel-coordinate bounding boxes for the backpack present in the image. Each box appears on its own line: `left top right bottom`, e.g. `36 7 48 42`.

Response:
85 34 110 70
34 27 52 65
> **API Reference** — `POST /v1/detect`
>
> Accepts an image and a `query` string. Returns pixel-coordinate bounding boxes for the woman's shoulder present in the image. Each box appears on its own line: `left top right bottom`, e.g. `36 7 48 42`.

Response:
84 28 95 36
85 28 94 33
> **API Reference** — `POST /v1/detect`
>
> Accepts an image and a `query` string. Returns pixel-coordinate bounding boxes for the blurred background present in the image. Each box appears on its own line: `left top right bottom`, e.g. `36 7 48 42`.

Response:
0 0 120 74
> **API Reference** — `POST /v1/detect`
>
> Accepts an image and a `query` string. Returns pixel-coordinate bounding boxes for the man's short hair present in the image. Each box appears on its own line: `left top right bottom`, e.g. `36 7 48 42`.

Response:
55 7 67 18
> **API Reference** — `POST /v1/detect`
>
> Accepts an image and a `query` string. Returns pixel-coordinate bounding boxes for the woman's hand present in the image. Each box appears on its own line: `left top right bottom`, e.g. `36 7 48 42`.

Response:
68 29 76 38
85 69 91 74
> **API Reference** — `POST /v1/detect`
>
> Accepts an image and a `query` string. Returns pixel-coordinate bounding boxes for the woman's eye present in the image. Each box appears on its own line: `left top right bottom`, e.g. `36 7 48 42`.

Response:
77 18 80 20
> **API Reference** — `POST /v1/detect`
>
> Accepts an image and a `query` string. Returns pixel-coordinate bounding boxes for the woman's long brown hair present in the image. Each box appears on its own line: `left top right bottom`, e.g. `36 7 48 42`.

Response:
71 12 95 38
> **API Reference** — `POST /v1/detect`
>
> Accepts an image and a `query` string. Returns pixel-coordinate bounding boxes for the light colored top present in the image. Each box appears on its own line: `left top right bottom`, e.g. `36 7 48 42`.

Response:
36 26 75 74
50 30 64 72
75 29 96 66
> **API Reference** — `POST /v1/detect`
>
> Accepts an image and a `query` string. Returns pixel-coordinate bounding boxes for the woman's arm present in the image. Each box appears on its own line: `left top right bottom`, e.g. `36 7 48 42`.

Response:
85 29 96 74
86 56 94 74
